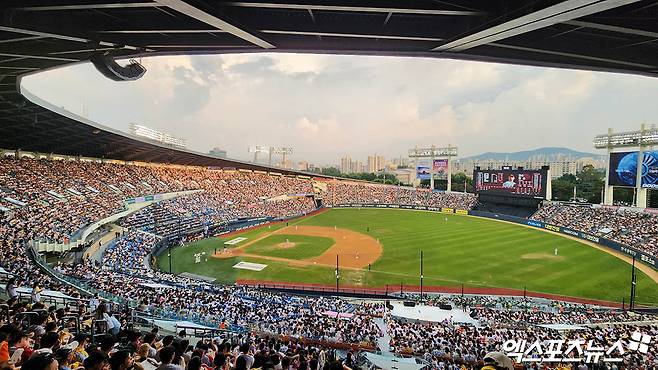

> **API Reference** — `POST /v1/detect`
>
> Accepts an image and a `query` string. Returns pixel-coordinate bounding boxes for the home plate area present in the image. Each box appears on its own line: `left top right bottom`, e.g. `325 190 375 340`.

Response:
224 237 247 245
233 261 268 271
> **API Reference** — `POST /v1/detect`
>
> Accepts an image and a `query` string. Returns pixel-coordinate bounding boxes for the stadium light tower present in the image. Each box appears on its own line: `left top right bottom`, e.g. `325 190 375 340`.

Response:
408 145 458 191
594 124 658 208
248 145 270 164
248 146 294 167
271 147 294 168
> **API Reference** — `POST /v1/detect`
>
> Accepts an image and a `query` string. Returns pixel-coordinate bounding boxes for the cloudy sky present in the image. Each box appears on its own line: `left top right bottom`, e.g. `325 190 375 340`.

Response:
21 53 658 165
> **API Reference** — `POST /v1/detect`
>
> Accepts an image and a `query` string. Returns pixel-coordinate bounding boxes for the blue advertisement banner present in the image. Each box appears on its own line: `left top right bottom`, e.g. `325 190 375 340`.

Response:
609 151 658 189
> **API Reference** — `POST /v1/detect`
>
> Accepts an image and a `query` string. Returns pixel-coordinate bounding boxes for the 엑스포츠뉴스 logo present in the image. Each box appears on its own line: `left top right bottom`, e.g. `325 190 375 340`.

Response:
502 331 652 363
629 331 652 354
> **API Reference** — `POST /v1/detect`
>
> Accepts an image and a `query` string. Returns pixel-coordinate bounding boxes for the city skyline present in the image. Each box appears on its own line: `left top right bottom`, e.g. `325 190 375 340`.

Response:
22 53 658 165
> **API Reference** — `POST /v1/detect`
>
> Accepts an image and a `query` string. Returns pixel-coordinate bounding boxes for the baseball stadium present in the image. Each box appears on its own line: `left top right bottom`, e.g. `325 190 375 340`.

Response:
1 1 658 370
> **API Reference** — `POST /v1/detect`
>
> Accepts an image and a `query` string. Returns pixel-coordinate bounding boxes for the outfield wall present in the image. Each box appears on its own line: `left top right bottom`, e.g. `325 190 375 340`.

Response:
329 204 658 271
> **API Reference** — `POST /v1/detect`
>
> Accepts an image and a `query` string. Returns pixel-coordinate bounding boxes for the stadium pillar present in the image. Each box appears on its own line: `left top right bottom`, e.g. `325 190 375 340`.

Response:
630 256 637 310
447 145 453 192
603 128 614 205
545 169 552 200
430 145 435 190
628 257 635 310
636 124 648 208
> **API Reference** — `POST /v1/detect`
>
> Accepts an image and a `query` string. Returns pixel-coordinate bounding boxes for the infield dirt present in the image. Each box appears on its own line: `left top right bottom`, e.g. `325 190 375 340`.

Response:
213 225 382 269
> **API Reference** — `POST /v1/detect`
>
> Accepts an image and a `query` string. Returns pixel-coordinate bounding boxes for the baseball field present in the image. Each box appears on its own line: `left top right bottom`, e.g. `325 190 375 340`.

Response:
157 208 658 305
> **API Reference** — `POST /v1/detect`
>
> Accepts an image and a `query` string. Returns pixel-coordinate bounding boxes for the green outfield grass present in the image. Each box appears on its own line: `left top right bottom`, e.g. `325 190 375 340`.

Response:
157 208 658 304
244 234 335 259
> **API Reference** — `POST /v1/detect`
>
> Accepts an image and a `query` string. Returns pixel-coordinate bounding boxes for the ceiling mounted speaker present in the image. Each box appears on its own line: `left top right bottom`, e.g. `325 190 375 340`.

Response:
90 53 146 81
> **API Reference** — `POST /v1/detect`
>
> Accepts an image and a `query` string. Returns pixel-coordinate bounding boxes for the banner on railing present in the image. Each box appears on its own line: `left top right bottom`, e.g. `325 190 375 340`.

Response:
126 194 163 205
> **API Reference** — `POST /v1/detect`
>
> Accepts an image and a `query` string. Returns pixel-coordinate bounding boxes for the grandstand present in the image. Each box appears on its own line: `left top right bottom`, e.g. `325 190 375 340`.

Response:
2 1 658 370
2 152 658 369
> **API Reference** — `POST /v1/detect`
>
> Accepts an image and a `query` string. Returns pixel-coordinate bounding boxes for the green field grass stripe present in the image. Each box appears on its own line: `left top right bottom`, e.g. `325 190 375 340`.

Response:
244 234 335 259
159 208 658 304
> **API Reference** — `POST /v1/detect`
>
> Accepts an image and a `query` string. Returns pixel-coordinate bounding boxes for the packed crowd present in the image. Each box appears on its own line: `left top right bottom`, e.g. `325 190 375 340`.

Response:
121 172 316 238
0 157 316 244
4 157 658 369
531 203 658 256
51 230 382 347
325 182 478 210
101 232 161 274
0 158 144 244
420 295 657 325
380 294 658 368
72 225 658 368
0 157 319 312
120 195 315 238
386 317 658 369
0 296 370 370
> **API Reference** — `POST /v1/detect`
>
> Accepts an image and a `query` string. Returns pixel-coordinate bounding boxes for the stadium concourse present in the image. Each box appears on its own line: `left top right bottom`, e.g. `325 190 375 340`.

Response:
1 155 658 370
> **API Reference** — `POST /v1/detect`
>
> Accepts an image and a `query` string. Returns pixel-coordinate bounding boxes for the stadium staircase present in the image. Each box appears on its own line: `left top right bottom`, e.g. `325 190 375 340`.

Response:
374 318 393 355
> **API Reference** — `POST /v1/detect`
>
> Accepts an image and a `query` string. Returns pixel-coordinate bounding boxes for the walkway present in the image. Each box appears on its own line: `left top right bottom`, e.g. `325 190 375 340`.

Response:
375 317 394 356
85 224 123 263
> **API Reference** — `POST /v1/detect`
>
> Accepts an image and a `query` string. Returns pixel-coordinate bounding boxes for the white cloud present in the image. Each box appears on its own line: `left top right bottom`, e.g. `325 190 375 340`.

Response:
444 62 502 89
20 53 658 165
270 53 326 75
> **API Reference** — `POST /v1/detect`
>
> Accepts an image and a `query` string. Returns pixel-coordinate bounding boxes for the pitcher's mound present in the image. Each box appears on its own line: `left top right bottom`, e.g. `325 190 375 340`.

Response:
277 242 296 249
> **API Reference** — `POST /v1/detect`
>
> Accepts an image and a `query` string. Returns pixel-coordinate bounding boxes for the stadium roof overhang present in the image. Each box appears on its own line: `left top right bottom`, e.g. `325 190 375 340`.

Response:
1 0 657 172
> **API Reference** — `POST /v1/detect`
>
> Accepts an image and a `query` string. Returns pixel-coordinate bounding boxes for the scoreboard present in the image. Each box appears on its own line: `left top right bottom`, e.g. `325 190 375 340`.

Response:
474 168 548 199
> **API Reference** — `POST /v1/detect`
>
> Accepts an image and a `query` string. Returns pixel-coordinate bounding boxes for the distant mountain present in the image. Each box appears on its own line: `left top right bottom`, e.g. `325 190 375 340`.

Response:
459 147 604 162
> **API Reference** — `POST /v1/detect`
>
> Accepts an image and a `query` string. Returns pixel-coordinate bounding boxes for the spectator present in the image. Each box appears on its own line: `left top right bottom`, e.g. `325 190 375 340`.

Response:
22 352 58 370
157 347 182 370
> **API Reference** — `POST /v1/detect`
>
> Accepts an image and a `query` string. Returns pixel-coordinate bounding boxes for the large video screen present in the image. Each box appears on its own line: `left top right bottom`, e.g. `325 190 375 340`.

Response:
609 151 658 188
474 168 548 198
